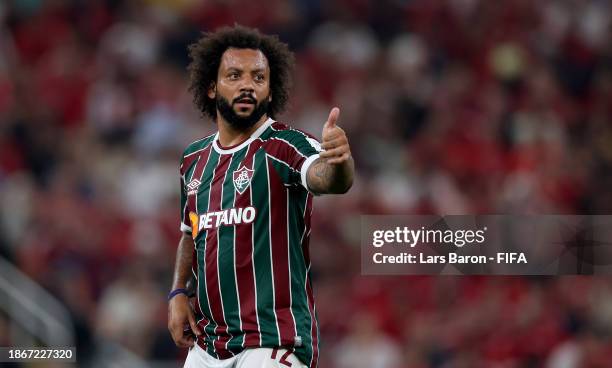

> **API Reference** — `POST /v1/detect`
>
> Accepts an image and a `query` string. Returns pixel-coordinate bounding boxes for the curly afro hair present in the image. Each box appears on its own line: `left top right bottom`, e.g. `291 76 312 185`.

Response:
187 25 295 121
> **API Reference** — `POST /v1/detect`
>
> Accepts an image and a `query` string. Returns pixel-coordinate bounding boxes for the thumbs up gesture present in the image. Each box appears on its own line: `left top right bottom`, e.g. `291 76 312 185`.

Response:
320 107 351 165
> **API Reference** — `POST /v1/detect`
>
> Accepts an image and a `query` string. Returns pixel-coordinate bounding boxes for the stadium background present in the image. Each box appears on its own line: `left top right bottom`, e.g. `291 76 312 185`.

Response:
1 0 612 367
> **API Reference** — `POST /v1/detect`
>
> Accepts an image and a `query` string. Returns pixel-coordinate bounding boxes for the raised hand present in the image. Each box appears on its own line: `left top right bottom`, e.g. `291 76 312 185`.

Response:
320 107 351 165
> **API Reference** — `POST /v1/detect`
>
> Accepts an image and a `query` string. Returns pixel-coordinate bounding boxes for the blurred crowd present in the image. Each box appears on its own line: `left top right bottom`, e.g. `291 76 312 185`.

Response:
1 0 612 367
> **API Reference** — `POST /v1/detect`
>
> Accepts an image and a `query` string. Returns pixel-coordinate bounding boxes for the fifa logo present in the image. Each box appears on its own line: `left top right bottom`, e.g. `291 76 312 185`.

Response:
233 166 254 194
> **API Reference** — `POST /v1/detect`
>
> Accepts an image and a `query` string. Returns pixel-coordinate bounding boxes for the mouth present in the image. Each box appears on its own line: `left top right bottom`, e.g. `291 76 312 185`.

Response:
234 98 256 111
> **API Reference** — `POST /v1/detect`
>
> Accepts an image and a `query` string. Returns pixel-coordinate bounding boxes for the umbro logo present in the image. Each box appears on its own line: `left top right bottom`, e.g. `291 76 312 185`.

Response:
186 178 201 195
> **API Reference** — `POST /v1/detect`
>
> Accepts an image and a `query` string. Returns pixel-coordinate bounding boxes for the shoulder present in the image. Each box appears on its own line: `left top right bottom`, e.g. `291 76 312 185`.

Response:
262 121 322 158
181 133 215 159
267 121 317 141
179 133 216 171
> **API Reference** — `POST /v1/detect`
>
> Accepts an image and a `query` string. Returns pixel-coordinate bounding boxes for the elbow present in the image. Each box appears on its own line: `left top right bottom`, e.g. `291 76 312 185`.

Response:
341 177 353 194
332 176 353 194
333 159 354 194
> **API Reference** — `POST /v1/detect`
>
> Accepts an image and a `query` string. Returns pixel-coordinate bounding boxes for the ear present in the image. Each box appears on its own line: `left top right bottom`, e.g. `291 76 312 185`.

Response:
207 83 216 99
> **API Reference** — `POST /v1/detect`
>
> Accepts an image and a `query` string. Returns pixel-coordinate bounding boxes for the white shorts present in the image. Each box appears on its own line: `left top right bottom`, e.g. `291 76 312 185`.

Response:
184 343 308 368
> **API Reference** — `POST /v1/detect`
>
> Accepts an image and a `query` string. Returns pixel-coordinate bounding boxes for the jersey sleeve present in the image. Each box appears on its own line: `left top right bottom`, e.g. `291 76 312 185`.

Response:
179 158 192 234
271 129 322 192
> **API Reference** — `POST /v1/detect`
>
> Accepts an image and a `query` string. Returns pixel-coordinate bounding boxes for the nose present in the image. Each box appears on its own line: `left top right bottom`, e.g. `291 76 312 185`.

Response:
239 76 256 94
239 85 254 94
240 86 254 95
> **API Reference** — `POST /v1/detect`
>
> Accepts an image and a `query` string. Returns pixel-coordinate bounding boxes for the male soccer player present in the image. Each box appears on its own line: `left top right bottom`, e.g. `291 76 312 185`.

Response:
167 25 354 368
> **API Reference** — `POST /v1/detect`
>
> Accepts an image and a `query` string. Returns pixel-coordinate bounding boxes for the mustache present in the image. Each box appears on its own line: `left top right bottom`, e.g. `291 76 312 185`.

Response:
233 94 257 104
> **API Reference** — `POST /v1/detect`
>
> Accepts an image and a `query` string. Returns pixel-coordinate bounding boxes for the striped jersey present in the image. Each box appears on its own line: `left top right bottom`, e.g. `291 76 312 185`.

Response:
179 118 321 367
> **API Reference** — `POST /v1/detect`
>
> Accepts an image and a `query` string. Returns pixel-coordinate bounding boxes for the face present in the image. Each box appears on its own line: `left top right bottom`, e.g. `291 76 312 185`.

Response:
209 48 271 129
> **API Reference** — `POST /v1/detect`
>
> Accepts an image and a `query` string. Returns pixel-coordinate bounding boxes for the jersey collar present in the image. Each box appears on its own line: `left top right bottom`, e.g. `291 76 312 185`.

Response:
212 117 274 155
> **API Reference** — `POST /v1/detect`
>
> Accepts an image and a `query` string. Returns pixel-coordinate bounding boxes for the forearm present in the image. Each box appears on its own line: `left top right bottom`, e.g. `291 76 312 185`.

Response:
168 232 200 346
307 156 354 194
171 233 195 289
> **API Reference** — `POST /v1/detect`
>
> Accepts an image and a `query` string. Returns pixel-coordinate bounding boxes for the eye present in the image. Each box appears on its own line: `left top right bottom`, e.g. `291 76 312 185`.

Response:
254 74 265 82
228 72 240 80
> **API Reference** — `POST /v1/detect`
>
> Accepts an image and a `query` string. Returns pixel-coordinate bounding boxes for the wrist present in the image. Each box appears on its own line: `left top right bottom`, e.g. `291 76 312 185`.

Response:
167 288 189 301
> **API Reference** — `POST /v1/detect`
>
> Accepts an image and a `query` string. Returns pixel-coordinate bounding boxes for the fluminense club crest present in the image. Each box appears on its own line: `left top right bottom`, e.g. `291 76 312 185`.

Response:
233 166 254 194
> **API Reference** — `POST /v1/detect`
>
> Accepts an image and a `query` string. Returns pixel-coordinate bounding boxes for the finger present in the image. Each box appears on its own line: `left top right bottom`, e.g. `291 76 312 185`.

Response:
322 125 345 141
169 325 192 348
321 137 347 150
187 310 201 336
326 152 351 165
319 147 347 159
319 146 348 159
324 107 340 129
176 334 196 348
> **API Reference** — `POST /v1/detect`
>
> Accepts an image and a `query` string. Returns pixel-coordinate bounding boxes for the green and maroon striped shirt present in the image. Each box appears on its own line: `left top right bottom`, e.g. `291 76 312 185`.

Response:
179 118 321 367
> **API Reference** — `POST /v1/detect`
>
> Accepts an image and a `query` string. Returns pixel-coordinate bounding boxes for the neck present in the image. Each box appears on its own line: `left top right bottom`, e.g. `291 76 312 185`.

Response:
216 114 269 147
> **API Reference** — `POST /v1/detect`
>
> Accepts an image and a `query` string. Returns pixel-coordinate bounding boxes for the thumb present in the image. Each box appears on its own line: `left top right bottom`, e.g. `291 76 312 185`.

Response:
324 107 340 129
188 309 201 337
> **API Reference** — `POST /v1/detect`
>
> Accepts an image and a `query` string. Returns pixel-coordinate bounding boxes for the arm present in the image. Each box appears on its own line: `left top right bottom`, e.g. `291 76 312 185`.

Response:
307 156 354 194
306 107 354 194
168 233 201 347
171 232 195 291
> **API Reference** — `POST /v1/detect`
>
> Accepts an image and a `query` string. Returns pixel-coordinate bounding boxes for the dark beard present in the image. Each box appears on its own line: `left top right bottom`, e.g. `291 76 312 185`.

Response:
216 94 270 130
